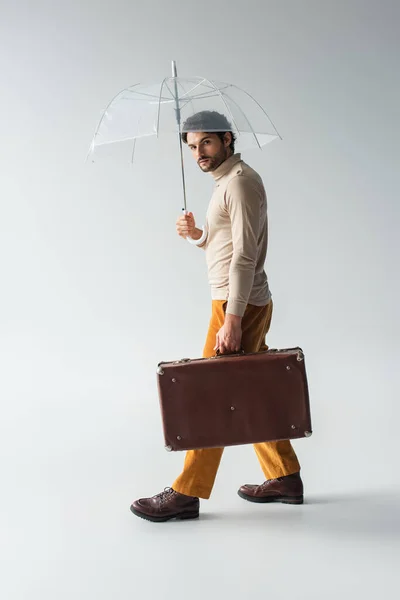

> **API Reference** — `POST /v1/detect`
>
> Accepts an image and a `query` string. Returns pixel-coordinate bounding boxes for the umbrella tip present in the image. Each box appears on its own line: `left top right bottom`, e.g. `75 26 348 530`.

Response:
171 60 177 78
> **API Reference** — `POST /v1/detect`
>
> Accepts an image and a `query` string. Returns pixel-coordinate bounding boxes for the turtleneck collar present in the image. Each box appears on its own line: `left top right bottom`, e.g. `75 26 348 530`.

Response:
210 153 242 181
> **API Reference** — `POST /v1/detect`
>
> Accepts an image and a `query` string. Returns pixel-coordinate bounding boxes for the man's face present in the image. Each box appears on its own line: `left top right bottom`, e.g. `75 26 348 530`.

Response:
186 132 231 172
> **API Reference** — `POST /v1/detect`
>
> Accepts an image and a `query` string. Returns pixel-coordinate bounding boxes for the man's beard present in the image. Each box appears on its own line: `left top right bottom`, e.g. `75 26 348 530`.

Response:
198 146 230 172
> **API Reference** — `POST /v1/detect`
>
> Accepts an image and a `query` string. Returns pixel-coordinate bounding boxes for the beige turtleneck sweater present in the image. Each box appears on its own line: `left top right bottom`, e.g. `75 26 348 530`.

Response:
195 153 271 317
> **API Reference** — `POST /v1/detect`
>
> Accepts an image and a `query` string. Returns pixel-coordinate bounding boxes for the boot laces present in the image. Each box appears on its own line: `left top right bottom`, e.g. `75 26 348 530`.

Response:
260 477 284 489
153 487 175 505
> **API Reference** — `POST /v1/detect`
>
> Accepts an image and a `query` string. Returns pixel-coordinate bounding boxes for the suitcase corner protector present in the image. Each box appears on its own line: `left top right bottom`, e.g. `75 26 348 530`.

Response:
157 366 164 375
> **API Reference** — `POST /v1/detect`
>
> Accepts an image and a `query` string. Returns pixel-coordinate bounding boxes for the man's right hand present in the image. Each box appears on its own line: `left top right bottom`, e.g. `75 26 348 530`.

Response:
176 212 196 239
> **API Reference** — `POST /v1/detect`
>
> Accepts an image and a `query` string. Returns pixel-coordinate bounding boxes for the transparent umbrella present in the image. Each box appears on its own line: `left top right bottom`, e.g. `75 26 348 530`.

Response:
87 61 282 211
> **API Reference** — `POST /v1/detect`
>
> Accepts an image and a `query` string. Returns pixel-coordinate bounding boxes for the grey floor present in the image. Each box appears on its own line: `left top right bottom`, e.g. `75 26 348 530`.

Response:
1 348 398 599
3 459 399 599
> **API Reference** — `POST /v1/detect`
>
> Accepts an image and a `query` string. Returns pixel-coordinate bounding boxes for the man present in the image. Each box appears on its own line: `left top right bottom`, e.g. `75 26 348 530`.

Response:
130 111 303 522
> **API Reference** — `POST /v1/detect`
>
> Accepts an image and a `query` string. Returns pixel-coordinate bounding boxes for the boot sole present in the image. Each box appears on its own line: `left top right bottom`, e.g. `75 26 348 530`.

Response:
130 506 200 522
238 490 304 505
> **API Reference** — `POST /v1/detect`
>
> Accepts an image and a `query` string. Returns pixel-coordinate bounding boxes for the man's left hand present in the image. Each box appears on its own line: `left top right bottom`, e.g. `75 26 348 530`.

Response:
214 313 243 354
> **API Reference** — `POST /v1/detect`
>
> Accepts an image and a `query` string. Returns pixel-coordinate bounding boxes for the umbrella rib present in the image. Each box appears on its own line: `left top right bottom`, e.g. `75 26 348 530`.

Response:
177 80 196 117
229 84 283 140
93 132 156 147
219 90 261 148
130 111 145 164
123 89 171 102
131 136 137 165
189 82 232 97
201 78 243 142
175 78 207 101
164 79 176 101
177 83 232 104
156 78 170 136
164 78 206 105
86 83 141 161
181 91 223 102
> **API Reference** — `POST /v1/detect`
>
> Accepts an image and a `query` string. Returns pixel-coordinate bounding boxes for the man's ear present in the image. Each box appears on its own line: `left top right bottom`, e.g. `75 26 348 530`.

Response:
224 132 232 148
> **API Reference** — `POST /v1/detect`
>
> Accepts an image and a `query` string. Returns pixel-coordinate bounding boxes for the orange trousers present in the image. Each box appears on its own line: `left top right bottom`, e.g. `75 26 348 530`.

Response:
172 299 301 499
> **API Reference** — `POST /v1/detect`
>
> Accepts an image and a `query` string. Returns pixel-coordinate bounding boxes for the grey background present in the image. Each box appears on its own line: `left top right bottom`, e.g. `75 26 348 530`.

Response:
0 0 399 598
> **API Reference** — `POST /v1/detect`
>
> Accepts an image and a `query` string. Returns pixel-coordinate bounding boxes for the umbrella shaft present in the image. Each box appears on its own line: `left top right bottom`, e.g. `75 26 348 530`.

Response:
172 61 187 212
173 83 181 125
177 132 187 212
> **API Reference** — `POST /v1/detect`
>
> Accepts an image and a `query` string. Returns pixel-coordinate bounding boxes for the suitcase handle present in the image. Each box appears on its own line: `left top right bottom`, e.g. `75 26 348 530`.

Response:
215 347 245 357
214 347 304 362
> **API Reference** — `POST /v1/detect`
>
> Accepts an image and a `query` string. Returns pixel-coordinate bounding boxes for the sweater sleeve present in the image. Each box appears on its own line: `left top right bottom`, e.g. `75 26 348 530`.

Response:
225 175 262 317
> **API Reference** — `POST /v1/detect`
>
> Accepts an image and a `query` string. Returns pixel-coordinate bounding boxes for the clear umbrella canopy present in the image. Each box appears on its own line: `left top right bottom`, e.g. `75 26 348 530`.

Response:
87 62 282 210
88 77 281 156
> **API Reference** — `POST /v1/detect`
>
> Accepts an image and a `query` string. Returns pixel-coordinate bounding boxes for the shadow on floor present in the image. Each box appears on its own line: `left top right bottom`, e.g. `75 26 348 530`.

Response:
198 489 400 540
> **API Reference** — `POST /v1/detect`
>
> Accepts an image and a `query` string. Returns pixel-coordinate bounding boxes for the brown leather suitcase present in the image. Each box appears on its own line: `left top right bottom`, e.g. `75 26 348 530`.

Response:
156 347 312 452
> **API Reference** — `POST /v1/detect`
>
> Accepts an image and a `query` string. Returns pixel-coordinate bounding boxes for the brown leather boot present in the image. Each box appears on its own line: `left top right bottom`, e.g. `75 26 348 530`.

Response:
130 488 200 522
238 472 304 504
